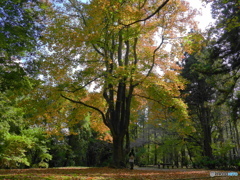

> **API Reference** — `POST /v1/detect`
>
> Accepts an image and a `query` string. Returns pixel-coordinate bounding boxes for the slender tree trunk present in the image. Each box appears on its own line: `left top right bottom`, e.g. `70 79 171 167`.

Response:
147 127 150 164
228 120 235 160
154 132 157 165
186 144 194 168
233 121 240 154
174 147 178 168
125 128 130 156
181 147 186 168
229 120 238 158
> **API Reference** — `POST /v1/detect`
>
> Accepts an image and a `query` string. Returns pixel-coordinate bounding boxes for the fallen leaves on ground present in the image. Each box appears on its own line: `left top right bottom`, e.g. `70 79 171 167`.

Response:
0 167 239 180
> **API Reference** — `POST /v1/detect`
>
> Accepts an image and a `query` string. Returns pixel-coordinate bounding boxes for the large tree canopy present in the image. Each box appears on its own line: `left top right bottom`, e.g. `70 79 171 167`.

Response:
39 0 197 167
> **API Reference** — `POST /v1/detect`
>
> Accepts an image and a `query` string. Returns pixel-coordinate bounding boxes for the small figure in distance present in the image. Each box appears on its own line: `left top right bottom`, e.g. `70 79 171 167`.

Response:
129 149 135 170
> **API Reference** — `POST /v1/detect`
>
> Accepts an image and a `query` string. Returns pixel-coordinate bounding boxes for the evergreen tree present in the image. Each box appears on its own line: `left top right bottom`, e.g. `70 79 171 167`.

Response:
181 52 215 168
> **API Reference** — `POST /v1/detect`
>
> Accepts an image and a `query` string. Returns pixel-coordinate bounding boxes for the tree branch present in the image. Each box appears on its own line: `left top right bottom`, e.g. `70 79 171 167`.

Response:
64 75 102 93
134 35 165 87
61 93 107 125
121 0 170 27
92 44 105 56
133 38 138 66
118 30 123 66
133 93 167 107
148 35 164 76
124 40 130 66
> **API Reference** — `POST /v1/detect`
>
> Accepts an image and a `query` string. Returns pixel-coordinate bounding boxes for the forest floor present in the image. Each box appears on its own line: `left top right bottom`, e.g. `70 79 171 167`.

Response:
0 166 239 180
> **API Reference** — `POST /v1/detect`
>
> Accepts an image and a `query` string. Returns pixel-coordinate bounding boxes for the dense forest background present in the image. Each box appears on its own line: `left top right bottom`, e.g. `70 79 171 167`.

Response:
0 0 240 169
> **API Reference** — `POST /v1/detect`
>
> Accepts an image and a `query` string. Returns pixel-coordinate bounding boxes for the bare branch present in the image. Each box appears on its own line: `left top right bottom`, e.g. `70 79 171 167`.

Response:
133 35 165 87
121 0 170 27
63 76 102 93
145 35 165 77
92 44 105 56
133 93 167 107
61 93 107 124
139 0 148 9
69 0 87 25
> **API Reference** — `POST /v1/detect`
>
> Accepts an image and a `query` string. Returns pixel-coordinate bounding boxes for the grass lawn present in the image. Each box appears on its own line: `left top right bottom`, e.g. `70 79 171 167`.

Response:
0 167 239 180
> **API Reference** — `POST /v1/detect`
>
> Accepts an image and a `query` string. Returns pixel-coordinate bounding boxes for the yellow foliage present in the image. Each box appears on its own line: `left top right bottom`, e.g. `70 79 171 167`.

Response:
38 0 199 143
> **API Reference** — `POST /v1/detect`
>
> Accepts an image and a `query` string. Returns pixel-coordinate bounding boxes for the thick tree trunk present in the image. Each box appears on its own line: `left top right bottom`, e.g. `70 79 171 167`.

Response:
200 106 214 169
199 104 213 159
112 134 126 168
201 108 213 159
203 127 212 158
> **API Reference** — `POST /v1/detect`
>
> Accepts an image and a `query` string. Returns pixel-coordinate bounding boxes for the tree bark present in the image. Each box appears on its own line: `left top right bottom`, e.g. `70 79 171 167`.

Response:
200 106 213 159
104 79 134 168
112 134 125 168
125 128 130 157
233 120 240 155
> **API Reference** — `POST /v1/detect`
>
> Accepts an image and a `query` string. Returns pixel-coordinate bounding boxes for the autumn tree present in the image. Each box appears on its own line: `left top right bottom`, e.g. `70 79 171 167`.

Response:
41 0 197 168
